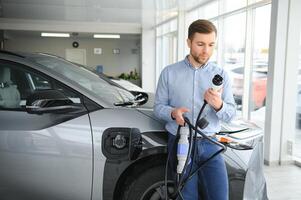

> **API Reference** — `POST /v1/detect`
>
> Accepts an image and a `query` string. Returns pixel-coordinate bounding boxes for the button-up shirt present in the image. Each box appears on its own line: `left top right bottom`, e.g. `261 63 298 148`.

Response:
154 56 236 136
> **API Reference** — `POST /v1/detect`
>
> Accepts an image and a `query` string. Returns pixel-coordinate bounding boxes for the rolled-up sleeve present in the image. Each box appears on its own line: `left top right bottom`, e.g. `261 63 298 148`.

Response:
216 70 236 122
154 67 174 122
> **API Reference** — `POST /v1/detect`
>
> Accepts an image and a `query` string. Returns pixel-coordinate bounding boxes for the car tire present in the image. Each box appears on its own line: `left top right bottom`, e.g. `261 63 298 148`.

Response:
120 165 175 200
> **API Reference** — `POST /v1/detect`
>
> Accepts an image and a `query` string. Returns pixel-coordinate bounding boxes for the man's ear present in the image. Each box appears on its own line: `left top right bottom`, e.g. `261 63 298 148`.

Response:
186 38 191 48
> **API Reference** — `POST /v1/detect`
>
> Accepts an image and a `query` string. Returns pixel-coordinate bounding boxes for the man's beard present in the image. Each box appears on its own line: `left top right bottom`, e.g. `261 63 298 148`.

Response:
191 53 209 66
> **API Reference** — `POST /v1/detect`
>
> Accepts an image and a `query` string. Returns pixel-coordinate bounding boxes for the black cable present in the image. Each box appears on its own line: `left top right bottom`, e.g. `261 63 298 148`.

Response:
178 191 185 200
172 117 226 198
184 148 224 184
166 93 252 199
217 128 249 135
195 100 207 125
164 126 181 200
171 99 226 199
178 118 226 190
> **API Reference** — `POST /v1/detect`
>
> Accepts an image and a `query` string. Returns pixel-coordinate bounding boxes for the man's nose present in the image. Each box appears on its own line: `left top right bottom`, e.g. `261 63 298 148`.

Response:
202 46 209 53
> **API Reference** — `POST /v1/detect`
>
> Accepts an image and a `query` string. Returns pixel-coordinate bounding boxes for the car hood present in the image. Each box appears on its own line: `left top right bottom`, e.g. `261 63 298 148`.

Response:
135 107 164 125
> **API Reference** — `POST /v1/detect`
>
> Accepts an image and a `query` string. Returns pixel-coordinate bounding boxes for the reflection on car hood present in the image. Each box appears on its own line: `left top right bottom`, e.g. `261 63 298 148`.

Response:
220 118 261 132
135 108 164 125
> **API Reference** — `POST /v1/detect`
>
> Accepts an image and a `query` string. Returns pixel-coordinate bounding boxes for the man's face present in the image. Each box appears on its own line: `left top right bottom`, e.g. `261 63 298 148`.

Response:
187 32 216 66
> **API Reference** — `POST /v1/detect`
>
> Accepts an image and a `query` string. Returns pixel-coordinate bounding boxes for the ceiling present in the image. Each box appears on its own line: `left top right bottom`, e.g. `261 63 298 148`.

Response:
4 30 141 40
0 0 205 37
1 0 142 23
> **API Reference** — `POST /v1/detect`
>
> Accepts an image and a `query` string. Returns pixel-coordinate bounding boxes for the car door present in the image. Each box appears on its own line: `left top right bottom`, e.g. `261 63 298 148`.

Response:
0 60 94 200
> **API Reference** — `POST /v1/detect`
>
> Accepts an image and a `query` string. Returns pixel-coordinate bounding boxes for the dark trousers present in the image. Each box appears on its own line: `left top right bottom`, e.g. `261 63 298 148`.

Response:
167 133 229 200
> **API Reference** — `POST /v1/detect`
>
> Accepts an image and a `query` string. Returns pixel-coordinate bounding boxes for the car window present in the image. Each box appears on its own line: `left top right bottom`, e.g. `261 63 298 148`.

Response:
0 60 81 110
30 73 52 90
27 54 135 106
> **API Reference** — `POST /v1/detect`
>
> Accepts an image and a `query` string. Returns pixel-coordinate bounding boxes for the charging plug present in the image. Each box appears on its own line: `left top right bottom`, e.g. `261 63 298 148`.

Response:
196 117 209 129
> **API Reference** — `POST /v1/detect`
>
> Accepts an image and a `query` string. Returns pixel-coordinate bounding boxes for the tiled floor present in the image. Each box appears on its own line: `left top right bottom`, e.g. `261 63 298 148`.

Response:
264 164 301 200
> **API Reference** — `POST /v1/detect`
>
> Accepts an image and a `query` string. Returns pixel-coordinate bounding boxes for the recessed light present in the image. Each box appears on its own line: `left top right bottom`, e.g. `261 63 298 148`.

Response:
41 33 70 37
93 34 120 39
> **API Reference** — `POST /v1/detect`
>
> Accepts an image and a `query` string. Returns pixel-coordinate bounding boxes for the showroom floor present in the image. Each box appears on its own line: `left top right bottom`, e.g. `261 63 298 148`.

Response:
294 128 301 158
264 164 301 200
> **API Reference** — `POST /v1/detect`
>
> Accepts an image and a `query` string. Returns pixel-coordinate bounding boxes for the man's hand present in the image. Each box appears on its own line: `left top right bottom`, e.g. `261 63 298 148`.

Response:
204 88 223 111
171 107 190 126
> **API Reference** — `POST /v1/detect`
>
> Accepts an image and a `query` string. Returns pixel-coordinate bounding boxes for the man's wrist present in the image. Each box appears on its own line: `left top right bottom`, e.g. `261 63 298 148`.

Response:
171 109 175 120
215 101 223 112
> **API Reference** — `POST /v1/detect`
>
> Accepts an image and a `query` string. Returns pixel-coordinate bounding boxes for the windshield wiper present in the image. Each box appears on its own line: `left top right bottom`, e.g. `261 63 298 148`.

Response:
114 101 135 106
114 95 147 107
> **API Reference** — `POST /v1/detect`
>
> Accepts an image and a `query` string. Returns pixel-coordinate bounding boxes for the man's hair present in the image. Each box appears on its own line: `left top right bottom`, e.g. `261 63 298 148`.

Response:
188 19 217 40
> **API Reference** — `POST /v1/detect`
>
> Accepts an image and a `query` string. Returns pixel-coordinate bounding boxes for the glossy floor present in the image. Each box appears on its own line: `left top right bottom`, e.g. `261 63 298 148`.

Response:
264 164 301 200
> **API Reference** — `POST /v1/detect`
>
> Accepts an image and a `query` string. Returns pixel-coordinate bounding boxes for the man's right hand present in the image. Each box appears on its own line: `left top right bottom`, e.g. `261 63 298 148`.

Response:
171 107 190 126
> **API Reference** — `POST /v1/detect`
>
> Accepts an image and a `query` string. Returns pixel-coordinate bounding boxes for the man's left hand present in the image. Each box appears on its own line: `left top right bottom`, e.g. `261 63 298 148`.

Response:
204 88 223 111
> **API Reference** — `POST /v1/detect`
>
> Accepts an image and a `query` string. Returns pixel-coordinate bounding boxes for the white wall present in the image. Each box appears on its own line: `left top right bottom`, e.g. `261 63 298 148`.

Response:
4 35 141 78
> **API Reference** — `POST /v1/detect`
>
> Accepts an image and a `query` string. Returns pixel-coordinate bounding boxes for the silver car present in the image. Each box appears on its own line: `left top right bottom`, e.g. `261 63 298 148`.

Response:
0 51 267 200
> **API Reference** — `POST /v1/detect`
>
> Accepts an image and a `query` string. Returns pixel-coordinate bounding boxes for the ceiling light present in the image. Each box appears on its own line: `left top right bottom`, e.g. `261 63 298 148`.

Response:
41 33 70 37
93 34 120 39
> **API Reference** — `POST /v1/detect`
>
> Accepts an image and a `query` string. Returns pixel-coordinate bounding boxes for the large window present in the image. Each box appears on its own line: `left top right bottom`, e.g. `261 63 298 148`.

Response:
223 12 247 116
155 0 178 24
155 19 178 83
250 4 271 123
155 0 272 124
221 0 247 14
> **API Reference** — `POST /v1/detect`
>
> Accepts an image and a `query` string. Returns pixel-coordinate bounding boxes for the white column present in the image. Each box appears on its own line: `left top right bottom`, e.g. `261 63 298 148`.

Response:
279 0 301 164
141 1 156 92
264 0 301 165
264 0 289 165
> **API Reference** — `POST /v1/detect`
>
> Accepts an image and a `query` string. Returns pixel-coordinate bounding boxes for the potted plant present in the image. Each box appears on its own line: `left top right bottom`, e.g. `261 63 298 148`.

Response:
118 69 141 86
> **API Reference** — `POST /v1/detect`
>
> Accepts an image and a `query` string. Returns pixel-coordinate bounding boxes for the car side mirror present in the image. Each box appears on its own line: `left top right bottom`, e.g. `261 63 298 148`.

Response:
132 91 149 105
26 89 82 114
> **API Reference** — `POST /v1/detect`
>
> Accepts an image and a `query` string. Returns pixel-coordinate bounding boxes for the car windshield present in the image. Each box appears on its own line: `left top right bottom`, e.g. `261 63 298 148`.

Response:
27 54 136 106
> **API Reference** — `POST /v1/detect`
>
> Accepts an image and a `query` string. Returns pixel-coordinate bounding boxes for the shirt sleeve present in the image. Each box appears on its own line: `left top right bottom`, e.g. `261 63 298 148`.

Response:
154 67 174 122
216 70 236 122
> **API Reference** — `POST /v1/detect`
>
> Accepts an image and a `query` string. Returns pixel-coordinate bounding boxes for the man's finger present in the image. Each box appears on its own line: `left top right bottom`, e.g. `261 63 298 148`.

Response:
180 107 190 113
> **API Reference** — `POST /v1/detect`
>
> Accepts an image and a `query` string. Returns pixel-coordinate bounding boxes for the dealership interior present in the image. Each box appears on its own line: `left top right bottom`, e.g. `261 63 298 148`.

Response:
1 0 301 199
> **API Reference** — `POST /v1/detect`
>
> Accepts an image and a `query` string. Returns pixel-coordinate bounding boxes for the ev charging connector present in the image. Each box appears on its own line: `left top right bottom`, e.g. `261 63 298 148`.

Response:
177 125 190 174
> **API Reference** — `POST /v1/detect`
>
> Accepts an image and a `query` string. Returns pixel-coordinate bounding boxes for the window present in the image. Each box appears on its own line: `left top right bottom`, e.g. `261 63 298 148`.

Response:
250 4 271 122
156 0 178 24
223 12 247 115
156 19 178 82
199 1 219 19
221 0 247 14
156 0 272 123
0 60 81 110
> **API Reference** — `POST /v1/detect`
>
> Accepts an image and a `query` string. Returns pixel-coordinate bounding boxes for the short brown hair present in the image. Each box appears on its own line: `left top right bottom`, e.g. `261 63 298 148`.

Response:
188 19 217 40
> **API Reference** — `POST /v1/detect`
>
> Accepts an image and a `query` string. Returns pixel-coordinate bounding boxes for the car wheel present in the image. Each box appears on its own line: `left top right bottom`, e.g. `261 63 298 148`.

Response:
120 165 175 200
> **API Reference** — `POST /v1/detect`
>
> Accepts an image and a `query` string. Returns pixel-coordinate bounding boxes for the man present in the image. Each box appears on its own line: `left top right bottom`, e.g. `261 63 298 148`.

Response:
154 19 236 200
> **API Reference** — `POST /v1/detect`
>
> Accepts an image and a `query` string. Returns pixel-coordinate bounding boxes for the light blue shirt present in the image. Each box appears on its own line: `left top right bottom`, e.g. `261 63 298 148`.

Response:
154 56 236 136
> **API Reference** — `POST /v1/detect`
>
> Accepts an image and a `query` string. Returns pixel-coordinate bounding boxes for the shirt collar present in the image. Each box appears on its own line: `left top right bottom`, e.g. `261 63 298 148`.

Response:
184 55 209 70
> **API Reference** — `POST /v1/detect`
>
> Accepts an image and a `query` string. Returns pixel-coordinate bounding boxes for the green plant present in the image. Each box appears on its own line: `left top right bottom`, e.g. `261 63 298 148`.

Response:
118 69 140 80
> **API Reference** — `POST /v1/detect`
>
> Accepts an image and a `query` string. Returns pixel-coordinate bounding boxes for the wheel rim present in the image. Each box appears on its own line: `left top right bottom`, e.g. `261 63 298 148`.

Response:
140 181 175 200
